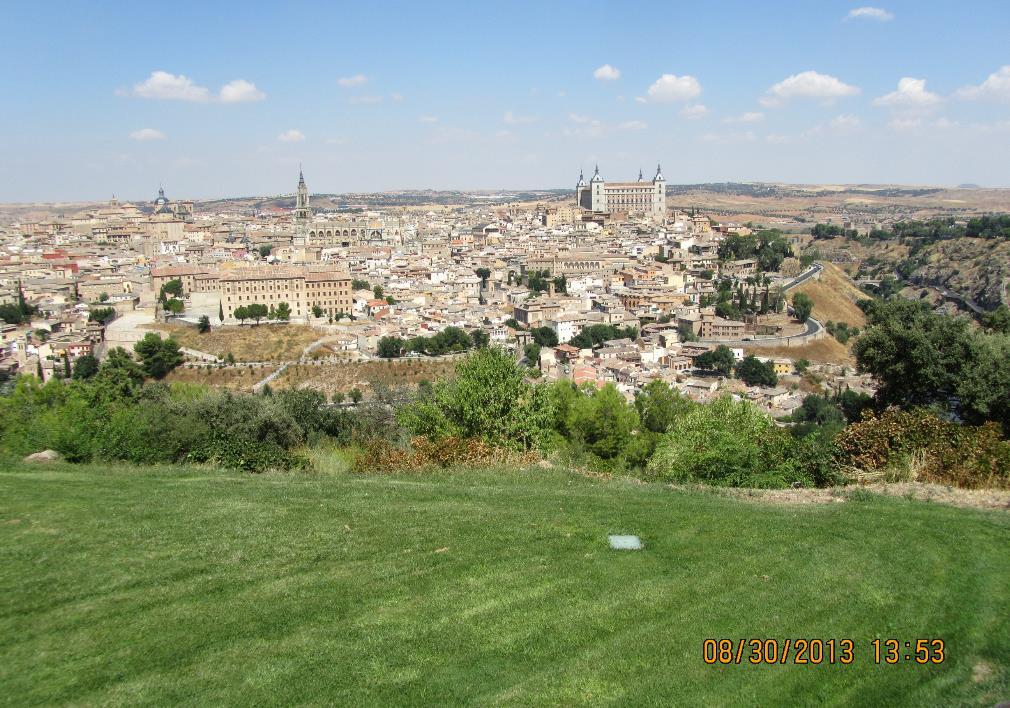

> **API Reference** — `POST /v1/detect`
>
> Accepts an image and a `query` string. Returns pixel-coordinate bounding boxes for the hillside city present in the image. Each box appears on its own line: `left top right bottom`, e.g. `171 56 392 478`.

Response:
7 1 1010 703
0 167 875 416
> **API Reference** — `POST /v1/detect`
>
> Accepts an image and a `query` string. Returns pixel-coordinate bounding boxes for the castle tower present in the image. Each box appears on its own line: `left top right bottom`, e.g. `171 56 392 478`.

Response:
589 164 605 212
652 163 667 223
575 169 589 210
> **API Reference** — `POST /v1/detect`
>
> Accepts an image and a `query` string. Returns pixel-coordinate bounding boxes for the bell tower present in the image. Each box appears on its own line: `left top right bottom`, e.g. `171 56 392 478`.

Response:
293 166 310 246
294 166 310 222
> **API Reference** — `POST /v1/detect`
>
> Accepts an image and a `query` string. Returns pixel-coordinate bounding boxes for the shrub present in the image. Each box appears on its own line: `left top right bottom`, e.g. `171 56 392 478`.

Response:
834 408 1010 489
397 347 553 452
646 396 819 488
352 436 538 474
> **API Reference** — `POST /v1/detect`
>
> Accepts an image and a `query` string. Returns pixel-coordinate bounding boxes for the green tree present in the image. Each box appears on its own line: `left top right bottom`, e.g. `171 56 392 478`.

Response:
351 279 370 291
91 348 145 400
792 293 814 323
159 279 183 301
531 326 559 347
247 303 268 324
836 388 874 423
219 301 224 322
982 305 1010 334
133 333 185 379
647 396 806 488
349 388 363 404
197 315 211 333
377 336 404 358
397 347 554 451
258 244 272 258
735 356 778 387
470 329 489 349
475 267 491 288
854 299 973 413
234 306 248 324
88 307 117 325
274 302 291 321
331 391 345 404
372 285 384 299
794 358 810 374
163 298 184 315
72 353 99 380
312 305 324 319
98 292 109 303
567 384 639 460
695 345 735 376
634 380 695 434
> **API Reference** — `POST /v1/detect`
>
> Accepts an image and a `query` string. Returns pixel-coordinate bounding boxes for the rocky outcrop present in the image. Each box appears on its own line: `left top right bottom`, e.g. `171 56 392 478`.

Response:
23 450 61 463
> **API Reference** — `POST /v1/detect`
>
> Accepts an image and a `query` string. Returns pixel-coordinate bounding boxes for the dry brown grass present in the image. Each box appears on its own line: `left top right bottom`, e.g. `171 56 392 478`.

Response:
742 336 854 365
793 262 867 328
164 364 277 391
708 482 1010 511
148 323 322 362
272 358 459 397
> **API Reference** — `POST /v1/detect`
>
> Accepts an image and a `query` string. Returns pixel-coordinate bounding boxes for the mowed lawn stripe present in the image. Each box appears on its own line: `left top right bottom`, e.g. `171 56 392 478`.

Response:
0 463 1007 706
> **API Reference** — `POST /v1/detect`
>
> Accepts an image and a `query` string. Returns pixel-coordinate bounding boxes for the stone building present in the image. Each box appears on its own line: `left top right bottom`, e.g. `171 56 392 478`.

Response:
218 266 351 322
576 165 666 222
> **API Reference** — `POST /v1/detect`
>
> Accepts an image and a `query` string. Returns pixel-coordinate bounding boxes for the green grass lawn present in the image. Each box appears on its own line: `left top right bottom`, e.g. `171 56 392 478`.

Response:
1 461 1008 706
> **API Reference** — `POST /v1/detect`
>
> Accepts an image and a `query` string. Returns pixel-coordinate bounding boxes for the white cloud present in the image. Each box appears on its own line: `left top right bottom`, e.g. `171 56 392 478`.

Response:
593 64 621 81
640 74 702 103
503 110 537 125
888 117 923 133
873 78 941 109
764 133 796 144
349 95 383 105
762 71 859 105
418 115 439 124
277 129 305 143
847 7 894 21
132 71 210 101
337 74 368 88
219 79 266 103
889 117 967 133
129 128 166 141
565 114 648 137
701 131 756 144
565 113 605 138
131 71 266 103
956 65 1010 102
681 104 709 119
723 111 764 123
828 114 862 132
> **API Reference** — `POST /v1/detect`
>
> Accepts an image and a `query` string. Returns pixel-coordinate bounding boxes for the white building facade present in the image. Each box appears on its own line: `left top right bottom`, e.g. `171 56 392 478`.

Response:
576 165 666 222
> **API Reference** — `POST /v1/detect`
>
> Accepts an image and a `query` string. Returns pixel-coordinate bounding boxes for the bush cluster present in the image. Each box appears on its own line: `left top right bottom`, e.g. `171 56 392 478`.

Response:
834 409 1010 488
0 374 357 472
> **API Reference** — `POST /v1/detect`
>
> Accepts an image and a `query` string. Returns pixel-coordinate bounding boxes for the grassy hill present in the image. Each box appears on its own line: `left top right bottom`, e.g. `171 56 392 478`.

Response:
1 461 1007 705
794 262 868 329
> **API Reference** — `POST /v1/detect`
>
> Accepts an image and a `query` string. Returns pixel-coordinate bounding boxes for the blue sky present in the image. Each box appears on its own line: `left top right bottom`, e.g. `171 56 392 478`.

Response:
1 0 1009 201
